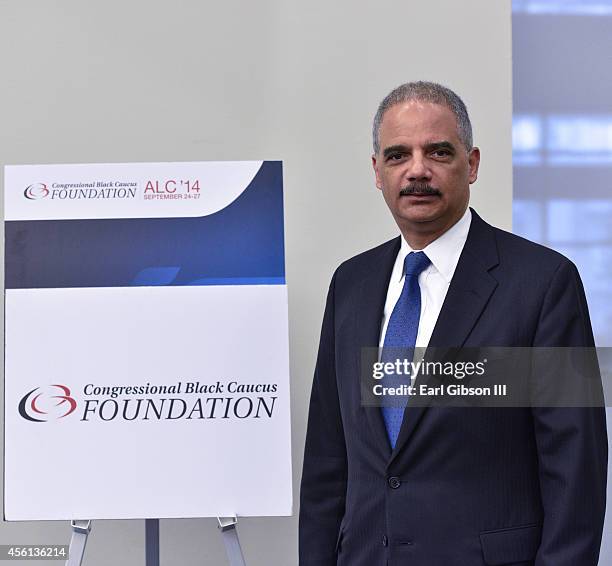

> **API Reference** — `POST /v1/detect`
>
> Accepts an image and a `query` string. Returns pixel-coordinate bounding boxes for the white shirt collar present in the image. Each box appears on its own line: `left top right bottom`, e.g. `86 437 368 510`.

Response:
398 207 472 284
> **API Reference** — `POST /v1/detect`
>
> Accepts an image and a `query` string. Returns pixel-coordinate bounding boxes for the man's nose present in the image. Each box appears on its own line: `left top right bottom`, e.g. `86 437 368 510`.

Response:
405 154 432 182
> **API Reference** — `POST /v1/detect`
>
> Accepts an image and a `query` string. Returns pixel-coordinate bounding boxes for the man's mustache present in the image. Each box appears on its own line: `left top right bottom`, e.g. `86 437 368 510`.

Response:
399 183 442 197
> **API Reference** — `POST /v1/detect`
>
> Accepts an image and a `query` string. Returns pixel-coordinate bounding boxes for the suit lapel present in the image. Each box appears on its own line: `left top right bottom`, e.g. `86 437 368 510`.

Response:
388 209 500 466
355 238 400 460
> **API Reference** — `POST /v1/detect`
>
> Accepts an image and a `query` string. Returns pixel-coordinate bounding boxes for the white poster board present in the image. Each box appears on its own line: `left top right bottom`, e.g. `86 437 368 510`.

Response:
4 161 292 520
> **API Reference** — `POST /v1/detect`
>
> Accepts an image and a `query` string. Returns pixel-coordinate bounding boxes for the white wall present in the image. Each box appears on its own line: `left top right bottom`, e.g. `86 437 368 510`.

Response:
0 1 512 564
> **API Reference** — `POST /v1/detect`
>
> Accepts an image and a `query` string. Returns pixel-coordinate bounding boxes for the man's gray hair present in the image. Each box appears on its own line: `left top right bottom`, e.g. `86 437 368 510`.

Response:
372 81 473 154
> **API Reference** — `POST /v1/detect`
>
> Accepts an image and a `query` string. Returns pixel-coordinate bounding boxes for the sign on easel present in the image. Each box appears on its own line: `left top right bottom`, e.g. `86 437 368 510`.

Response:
4 160 292 521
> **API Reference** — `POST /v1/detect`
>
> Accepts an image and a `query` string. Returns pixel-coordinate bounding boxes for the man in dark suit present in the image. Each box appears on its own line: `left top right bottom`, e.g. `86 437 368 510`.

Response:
299 82 607 566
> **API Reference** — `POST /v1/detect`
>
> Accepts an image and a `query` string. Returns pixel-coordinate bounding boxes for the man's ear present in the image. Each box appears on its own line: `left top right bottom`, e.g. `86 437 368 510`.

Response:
468 147 481 184
372 154 383 190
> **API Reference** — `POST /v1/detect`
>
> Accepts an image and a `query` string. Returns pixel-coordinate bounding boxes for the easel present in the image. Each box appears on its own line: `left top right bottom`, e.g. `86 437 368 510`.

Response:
65 517 246 566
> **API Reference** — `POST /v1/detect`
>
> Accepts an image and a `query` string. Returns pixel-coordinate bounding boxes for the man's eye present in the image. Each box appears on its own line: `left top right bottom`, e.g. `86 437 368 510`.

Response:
387 153 403 161
432 150 451 158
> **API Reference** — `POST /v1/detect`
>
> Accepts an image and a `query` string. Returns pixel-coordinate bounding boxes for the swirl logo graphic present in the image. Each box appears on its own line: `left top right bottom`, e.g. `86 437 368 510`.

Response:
18 385 77 422
24 183 49 200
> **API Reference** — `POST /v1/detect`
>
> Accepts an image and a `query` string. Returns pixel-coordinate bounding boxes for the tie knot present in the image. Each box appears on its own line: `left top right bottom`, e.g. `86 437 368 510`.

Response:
404 251 430 277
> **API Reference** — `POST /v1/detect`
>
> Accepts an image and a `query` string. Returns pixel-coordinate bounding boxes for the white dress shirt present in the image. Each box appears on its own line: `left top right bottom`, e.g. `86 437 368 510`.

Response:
378 207 472 349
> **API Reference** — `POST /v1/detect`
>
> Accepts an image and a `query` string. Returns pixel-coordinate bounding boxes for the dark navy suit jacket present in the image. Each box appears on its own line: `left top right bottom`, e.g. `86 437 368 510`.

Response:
299 209 607 566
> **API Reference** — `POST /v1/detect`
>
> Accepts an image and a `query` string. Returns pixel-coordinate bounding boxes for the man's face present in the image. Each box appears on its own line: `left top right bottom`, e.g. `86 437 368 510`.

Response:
372 100 480 235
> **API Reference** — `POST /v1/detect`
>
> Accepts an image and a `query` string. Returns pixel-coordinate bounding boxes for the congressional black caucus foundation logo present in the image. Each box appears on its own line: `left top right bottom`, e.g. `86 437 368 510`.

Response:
17 381 279 423
24 183 49 200
18 385 77 422
23 180 137 200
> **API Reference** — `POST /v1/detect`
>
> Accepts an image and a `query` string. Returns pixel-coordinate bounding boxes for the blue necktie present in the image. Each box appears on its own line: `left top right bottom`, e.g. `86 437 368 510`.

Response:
381 251 431 449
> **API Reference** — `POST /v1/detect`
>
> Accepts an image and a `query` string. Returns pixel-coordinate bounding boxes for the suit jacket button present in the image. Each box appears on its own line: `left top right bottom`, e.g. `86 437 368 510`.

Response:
382 535 388 547
388 476 401 489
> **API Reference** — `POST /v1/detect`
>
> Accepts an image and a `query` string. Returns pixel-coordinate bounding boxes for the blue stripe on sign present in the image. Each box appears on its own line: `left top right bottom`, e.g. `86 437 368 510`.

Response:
5 161 285 289
185 277 286 286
